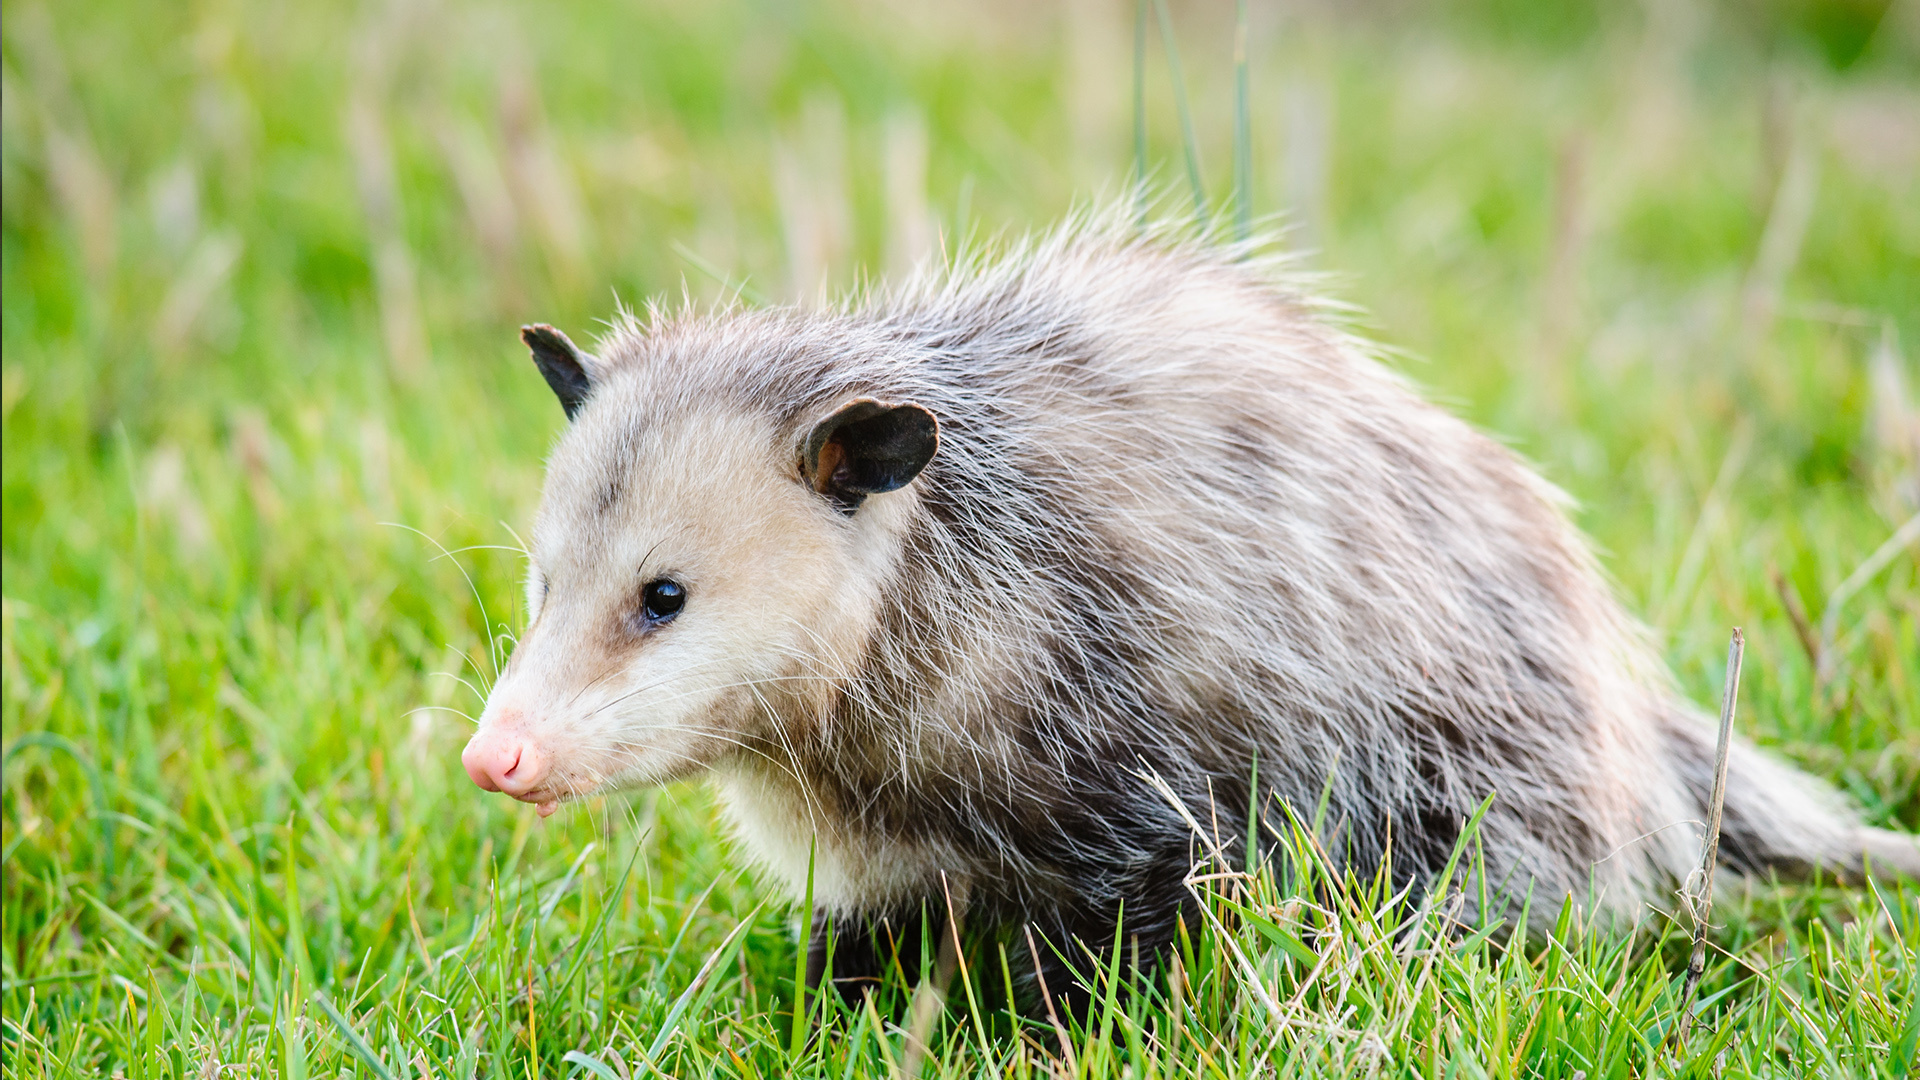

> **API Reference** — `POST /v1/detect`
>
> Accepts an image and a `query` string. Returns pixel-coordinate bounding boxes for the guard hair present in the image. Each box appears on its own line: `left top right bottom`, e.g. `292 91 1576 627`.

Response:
467 203 1920 1009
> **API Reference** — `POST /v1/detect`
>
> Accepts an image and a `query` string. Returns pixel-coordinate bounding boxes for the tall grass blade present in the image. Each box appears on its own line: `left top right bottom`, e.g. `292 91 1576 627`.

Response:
562 1050 623 1080
789 838 816 1058
279 997 308 1080
1151 0 1208 229
642 905 763 1075
1133 0 1149 226
311 991 398 1080
672 241 769 307
283 815 314 991
538 841 596 923
1234 0 1253 242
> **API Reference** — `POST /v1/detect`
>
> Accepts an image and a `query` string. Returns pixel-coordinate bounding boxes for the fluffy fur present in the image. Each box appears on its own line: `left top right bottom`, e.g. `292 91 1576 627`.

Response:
468 211 1920 1004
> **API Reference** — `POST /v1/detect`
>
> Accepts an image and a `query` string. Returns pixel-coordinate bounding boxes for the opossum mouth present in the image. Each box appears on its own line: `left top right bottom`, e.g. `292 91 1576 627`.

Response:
508 753 709 816
510 772 632 817
507 786 566 818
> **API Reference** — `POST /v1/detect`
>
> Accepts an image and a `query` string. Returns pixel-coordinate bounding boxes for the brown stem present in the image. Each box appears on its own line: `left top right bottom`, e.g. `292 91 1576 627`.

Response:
1674 628 1743 1050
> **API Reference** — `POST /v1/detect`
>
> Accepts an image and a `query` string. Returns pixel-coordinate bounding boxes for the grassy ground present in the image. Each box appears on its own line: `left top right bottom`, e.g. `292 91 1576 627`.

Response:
4 0 1919 1076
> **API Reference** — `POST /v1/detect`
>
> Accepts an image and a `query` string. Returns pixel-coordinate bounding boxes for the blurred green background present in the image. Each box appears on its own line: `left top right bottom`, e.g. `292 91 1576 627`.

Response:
3 0 1917 1075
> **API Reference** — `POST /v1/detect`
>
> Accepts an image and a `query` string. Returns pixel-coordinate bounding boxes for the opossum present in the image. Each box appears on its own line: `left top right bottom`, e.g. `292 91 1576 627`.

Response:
462 213 1919 1006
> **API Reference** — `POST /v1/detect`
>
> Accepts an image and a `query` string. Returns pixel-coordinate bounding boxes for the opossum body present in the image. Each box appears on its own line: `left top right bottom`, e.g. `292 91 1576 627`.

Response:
464 213 1920 1005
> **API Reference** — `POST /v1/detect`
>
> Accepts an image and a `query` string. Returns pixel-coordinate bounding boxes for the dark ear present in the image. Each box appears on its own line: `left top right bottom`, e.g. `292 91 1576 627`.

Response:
801 399 940 514
521 324 599 420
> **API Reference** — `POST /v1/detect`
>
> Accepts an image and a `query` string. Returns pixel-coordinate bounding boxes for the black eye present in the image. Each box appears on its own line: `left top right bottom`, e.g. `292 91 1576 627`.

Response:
642 579 685 622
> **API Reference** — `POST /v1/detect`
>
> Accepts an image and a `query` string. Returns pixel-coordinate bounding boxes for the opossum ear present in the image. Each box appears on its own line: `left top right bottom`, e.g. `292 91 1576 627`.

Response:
521 324 599 420
801 398 940 514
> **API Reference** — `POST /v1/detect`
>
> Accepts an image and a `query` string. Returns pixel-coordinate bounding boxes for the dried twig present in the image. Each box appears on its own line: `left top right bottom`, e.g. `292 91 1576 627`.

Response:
940 874 992 1062
1769 565 1820 670
1674 628 1744 1048
1025 925 1079 1078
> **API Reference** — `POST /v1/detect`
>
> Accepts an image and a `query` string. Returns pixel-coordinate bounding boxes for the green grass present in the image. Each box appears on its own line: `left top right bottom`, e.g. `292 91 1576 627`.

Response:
4 0 1918 1076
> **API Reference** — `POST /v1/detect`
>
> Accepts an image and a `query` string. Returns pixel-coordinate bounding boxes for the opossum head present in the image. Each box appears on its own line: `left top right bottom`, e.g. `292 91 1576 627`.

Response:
462 324 937 815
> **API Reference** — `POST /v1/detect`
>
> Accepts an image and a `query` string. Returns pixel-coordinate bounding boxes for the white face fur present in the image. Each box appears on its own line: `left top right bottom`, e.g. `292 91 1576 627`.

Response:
464 387 920 816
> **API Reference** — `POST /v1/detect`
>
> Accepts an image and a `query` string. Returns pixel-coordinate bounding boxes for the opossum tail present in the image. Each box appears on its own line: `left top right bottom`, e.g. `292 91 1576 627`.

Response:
1661 707 1920 884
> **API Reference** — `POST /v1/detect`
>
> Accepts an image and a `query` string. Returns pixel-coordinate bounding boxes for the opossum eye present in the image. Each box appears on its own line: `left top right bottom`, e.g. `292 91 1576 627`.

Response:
641 579 686 623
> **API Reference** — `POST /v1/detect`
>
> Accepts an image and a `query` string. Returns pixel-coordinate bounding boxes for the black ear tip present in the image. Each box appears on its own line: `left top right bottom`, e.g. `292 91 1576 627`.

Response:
522 323 596 420
886 404 939 462
901 404 939 443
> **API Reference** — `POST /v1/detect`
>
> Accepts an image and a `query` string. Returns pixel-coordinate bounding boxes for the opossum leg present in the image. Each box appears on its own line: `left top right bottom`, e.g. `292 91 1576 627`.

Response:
1023 860 1199 1024
805 904 934 1006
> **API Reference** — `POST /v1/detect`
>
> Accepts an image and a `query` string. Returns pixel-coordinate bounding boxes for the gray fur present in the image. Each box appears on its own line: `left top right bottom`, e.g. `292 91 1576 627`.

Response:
477 208 1919 1002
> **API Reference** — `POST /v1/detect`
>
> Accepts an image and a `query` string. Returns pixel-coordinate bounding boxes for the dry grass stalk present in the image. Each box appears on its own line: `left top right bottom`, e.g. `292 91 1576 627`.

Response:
775 94 852 303
1541 132 1589 372
12 5 119 285
1674 627 1743 1047
883 108 936 278
44 125 119 287
432 113 521 293
141 445 213 554
345 87 430 384
1769 565 1820 671
1061 0 1127 181
153 231 243 362
1742 134 1818 350
498 68 590 286
1754 75 1793 220
1024 925 1079 1078
1536 130 1590 419
1867 322 1920 514
148 158 201 257
1283 78 1331 251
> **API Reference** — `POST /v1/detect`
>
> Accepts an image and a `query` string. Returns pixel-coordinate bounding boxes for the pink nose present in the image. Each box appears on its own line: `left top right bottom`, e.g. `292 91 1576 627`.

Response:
462 727 546 797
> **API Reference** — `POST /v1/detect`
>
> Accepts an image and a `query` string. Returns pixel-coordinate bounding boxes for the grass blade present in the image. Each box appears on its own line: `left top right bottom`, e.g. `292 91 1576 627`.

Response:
1151 0 1208 229
562 1050 623 1080
643 904 764 1073
789 838 816 1059
1234 0 1252 242
1133 0 1149 225
310 991 397 1080
2 734 116 881
539 841 597 924
672 242 770 307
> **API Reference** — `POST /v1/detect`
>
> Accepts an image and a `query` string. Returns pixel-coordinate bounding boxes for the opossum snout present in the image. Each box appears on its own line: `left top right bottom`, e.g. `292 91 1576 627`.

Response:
462 724 549 804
